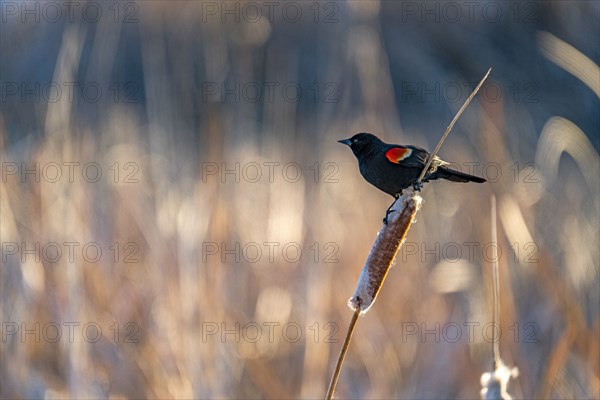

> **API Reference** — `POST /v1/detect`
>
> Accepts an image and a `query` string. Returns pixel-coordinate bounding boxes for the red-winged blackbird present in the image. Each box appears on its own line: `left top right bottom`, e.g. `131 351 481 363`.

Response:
339 132 486 223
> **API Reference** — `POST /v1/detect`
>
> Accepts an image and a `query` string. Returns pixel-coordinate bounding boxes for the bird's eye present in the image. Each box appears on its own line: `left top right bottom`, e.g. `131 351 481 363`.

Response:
353 139 358 143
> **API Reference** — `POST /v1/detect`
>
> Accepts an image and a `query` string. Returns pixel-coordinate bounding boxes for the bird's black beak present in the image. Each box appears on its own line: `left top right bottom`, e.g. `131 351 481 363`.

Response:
338 138 352 146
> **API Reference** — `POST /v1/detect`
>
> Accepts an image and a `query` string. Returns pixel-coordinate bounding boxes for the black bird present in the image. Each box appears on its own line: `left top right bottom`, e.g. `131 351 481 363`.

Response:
339 132 486 223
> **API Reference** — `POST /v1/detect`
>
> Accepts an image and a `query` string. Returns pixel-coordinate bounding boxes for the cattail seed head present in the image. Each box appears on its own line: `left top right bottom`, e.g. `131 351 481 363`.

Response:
348 189 422 314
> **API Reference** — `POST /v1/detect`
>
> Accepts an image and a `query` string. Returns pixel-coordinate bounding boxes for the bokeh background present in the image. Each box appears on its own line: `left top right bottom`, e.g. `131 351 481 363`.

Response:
1 1 599 399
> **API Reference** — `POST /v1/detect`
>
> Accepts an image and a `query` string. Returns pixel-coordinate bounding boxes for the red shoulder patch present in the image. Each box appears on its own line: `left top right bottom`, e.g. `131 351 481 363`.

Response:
385 147 413 163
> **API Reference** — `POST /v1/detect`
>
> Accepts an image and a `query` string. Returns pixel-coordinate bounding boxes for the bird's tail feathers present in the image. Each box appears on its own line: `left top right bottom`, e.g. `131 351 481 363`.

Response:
436 166 486 183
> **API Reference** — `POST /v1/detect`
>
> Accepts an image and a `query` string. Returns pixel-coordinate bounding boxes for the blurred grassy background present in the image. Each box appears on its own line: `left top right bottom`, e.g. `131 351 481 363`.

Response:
1 1 598 398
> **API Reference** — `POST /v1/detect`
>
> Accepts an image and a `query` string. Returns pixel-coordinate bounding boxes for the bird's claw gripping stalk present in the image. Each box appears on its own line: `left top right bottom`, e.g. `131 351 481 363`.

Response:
383 194 401 225
383 209 395 225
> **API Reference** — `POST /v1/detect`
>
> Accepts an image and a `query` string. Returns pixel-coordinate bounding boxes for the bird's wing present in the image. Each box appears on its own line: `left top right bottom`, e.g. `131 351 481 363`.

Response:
384 145 430 167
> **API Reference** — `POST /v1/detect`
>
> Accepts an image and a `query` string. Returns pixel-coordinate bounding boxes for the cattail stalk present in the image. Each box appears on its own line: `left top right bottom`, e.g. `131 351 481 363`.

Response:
325 309 360 400
326 191 421 400
327 68 492 400
491 195 501 367
480 194 518 400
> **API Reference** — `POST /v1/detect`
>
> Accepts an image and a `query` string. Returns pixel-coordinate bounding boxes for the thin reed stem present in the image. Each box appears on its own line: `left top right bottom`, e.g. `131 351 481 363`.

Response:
417 68 492 183
326 309 360 400
491 194 500 367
